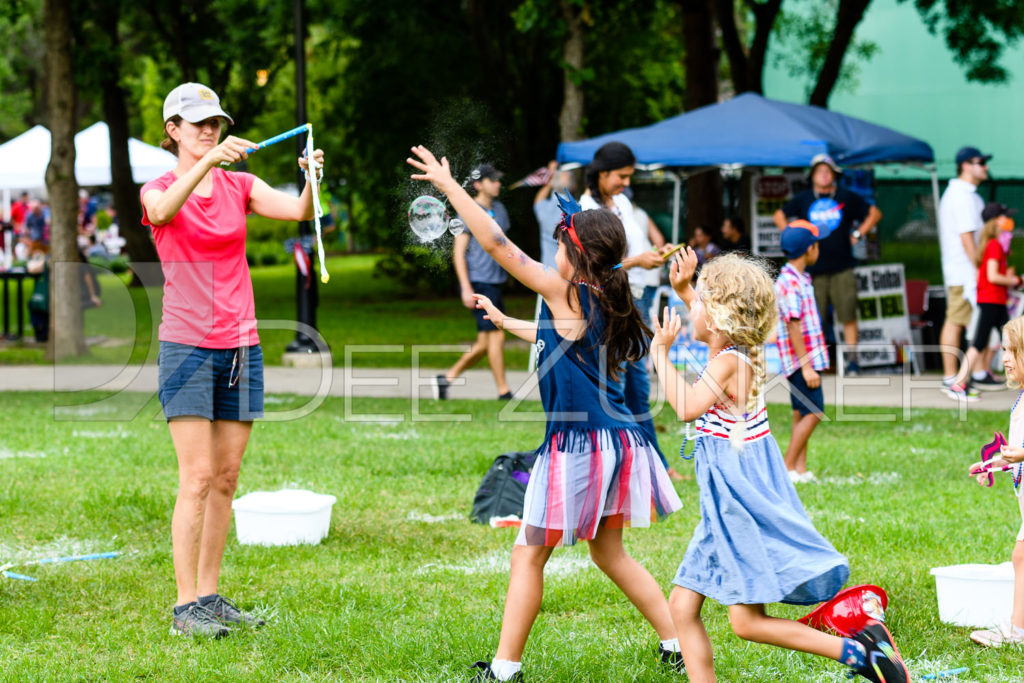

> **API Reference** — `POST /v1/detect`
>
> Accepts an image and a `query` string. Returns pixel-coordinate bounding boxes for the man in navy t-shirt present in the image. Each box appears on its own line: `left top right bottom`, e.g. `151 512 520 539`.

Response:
773 154 882 374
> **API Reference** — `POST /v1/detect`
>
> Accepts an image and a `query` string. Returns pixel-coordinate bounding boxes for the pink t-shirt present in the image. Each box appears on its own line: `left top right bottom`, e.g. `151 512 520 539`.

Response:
140 167 259 348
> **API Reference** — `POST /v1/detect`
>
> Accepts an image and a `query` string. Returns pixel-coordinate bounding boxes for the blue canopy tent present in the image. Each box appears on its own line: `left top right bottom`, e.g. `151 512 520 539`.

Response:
556 93 937 246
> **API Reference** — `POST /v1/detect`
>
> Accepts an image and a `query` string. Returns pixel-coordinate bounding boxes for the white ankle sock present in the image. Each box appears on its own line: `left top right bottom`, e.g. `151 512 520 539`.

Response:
490 659 522 681
660 637 681 652
973 370 988 381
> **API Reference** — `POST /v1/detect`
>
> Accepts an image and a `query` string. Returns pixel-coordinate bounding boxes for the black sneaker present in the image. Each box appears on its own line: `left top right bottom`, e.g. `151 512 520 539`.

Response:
657 645 686 673
469 661 523 682
849 621 908 683
498 391 513 401
205 594 265 628
973 372 1007 391
170 603 230 638
433 375 450 400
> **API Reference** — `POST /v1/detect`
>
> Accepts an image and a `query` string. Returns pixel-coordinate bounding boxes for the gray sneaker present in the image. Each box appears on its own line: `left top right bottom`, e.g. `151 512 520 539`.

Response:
206 594 265 627
171 603 230 638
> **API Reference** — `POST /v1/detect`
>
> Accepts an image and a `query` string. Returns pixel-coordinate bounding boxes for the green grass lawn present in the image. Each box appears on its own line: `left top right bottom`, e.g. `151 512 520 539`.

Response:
1 394 1022 681
0 255 537 369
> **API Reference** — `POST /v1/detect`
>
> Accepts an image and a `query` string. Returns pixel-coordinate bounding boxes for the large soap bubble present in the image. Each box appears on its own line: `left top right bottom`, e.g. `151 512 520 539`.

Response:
408 195 448 242
448 218 466 236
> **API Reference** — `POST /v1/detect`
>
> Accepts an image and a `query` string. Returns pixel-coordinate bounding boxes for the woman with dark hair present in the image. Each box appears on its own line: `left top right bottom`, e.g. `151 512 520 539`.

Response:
408 145 683 682
141 82 324 637
580 142 681 479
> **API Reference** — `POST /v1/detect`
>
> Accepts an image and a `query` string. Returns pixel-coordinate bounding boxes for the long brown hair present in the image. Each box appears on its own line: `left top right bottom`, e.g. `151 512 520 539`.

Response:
975 217 1003 267
554 208 651 379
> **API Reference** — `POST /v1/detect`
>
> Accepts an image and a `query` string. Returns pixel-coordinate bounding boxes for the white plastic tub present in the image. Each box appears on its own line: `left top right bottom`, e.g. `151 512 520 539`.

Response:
930 563 1014 627
232 490 337 546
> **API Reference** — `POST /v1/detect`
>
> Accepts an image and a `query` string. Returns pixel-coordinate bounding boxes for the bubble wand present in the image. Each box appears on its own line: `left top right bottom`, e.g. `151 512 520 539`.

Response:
303 125 329 283
224 123 329 283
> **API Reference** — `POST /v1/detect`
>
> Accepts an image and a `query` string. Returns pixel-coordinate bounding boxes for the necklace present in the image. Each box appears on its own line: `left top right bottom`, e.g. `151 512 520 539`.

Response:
679 345 737 460
573 279 603 292
1013 391 1024 491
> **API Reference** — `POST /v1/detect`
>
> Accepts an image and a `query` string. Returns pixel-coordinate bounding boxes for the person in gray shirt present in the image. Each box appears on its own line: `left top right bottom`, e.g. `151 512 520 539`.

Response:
434 164 513 400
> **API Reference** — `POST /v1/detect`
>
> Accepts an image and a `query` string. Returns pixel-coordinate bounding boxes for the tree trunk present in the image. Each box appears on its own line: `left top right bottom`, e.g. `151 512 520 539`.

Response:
681 0 722 236
746 0 783 94
558 0 585 142
97 1 162 287
714 0 748 93
809 0 872 108
714 0 782 95
45 0 85 360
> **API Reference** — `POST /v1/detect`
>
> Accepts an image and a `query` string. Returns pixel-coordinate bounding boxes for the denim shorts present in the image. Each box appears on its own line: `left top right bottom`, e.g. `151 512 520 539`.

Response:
787 368 825 417
157 342 264 421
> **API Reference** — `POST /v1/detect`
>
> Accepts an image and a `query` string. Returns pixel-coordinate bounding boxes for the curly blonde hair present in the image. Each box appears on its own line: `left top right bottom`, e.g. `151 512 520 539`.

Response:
695 253 778 418
1003 316 1024 389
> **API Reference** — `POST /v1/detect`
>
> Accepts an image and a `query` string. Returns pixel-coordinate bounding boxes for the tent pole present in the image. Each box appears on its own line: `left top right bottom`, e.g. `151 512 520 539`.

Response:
670 171 681 245
928 164 941 229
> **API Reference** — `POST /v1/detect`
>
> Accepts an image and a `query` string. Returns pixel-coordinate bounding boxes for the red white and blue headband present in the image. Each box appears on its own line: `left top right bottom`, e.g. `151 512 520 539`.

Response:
554 191 586 253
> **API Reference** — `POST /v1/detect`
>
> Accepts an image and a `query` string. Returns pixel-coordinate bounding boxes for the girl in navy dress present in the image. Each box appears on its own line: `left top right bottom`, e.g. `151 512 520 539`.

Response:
408 146 683 682
650 248 908 683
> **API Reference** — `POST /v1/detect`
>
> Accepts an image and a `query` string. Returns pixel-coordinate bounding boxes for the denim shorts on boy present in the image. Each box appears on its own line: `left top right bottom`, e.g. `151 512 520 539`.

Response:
471 281 506 332
787 368 825 417
158 341 264 421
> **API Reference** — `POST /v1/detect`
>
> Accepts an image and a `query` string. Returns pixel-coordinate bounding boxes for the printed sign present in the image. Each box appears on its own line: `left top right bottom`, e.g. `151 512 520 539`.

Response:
837 263 912 367
750 172 806 258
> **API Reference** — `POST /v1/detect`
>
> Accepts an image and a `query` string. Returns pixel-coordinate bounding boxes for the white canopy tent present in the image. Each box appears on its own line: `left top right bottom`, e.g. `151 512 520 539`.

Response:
0 122 177 212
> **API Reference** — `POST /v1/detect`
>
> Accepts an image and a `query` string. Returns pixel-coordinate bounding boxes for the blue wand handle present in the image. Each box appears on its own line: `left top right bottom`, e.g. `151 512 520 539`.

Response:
247 123 311 154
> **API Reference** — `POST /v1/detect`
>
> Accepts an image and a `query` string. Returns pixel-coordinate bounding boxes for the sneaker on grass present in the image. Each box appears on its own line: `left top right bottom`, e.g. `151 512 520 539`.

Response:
170 603 230 638
205 594 265 627
849 621 908 683
657 644 686 673
469 661 523 682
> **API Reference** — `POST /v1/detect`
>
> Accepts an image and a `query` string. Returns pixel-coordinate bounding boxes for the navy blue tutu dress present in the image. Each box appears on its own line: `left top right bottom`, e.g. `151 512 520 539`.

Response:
517 284 682 547
672 350 849 606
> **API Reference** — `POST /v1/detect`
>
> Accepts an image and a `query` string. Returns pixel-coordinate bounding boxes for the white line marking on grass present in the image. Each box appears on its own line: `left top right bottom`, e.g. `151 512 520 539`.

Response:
71 429 129 439
406 511 463 523
818 472 901 486
415 550 591 577
0 448 46 460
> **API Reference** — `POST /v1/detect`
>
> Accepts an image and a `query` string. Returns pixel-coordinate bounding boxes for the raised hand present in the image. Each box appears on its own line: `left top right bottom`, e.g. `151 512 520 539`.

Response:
298 148 325 181
651 305 682 349
669 247 698 293
407 145 458 194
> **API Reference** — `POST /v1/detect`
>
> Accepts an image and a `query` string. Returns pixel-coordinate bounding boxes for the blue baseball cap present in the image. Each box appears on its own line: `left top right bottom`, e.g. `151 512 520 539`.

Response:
780 219 821 259
955 146 992 166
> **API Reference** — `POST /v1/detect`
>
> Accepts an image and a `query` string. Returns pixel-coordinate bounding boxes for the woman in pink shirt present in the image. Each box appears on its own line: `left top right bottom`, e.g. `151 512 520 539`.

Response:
141 83 324 637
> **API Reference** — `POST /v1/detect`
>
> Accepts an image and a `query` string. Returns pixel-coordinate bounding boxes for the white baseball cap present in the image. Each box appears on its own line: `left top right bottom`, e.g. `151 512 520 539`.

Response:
162 82 234 125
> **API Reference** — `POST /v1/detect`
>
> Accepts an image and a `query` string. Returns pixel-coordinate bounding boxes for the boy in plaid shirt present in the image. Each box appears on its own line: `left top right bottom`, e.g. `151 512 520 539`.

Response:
775 220 831 484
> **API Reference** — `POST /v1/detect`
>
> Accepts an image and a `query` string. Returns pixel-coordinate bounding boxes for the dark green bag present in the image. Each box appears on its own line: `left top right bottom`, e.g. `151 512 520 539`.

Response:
470 451 537 525
28 268 49 314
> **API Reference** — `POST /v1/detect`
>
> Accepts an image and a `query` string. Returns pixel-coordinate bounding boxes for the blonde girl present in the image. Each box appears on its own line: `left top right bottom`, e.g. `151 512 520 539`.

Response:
650 249 908 683
969 315 1024 647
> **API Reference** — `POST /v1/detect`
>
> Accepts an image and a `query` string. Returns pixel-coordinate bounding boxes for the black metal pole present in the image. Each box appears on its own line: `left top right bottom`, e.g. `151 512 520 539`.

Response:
286 0 318 352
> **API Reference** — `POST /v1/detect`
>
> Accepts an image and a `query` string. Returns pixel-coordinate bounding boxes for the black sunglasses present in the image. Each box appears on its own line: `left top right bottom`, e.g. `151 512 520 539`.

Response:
970 158 988 166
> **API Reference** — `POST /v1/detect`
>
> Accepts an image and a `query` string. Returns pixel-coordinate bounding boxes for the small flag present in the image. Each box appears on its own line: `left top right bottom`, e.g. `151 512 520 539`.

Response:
294 242 311 289
510 166 554 190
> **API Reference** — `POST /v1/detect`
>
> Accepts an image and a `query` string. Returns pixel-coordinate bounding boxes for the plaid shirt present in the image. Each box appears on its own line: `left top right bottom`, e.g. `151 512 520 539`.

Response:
775 263 829 377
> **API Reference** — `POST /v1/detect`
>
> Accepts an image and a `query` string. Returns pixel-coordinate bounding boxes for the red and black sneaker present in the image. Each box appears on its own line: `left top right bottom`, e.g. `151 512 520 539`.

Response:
849 621 909 683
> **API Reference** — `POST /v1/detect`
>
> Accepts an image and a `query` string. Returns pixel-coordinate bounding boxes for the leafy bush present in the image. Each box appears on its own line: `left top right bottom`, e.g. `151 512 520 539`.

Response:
374 245 455 296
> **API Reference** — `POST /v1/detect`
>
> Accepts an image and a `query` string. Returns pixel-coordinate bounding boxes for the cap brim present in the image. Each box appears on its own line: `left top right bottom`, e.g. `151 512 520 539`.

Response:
178 104 234 126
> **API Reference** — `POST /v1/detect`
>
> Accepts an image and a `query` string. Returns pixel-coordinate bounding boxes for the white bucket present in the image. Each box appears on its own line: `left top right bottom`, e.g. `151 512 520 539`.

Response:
232 489 337 546
929 562 1014 627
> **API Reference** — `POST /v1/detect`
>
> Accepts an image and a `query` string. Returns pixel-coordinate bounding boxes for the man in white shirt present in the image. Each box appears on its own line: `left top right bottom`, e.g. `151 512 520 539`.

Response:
938 146 988 398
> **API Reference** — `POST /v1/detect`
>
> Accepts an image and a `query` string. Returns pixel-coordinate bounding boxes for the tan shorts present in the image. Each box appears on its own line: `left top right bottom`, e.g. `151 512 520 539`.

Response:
813 268 858 325
945 285 974 327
